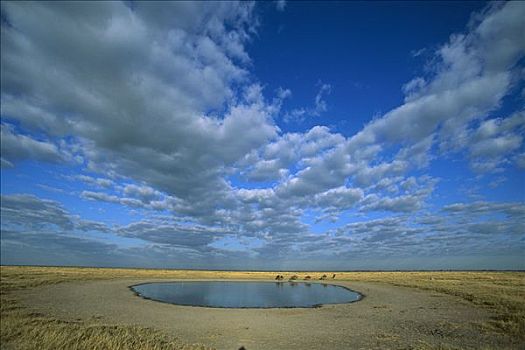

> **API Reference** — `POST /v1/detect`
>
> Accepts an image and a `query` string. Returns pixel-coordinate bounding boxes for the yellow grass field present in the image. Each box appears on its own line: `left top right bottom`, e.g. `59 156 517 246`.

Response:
1 266 524 349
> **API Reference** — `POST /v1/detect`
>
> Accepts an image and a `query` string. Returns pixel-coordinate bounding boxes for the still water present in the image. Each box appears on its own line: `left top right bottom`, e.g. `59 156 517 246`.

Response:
130 281 361 308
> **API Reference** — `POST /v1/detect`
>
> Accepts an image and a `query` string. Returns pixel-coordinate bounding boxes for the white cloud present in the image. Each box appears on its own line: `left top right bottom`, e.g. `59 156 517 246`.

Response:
314 186 363 211
243 125 344 182
1 194 109 232
1 123 67 166
442 201 525 218
470 134 521 158
313 83 331 116
73 175 114 188
81 191 121 204
123 184 160 202
276 0 286 12
516 153 525 169
361 194 423 213
1 2 524 268
347 2 524 156
467 111 525 172
1 1 277 219
284 83 332 122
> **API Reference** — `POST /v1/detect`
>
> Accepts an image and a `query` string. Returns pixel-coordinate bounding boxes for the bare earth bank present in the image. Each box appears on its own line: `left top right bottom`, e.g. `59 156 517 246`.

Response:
19 279 517 350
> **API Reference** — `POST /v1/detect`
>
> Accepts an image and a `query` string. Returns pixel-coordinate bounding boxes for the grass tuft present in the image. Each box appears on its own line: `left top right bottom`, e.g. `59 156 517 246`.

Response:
1 266 524 349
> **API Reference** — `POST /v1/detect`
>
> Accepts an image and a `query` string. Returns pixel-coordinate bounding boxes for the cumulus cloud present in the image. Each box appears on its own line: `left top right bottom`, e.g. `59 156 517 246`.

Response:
116 216 227 251
442 201 525 219
1 1 277 217
0 230 123 267
467 111 525 172
4 2 523 226
0 194 109 232
81 190 160 210
122 184 160 202
242 125 345 182
1 194 74 231
347 2 524 157
271 1 524 217
1 123 67 166
361 194 422 213
1 2 524 269
72 175 114 188
322 201 525 260
314 186 363 211
0 193 237 266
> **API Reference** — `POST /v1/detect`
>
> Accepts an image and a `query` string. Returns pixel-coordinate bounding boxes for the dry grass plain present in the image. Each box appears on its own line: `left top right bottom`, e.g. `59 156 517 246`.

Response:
1 266 524 349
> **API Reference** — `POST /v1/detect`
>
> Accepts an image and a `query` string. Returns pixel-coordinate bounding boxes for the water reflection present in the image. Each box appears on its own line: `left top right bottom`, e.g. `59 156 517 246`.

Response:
131 281 361 308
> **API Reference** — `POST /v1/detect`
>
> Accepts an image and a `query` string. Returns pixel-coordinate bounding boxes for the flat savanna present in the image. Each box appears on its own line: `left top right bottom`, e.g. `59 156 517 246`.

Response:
1 266 524 349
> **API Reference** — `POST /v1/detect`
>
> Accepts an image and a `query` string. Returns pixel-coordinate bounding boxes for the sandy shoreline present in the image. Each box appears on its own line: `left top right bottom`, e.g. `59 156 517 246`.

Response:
19 279 518 349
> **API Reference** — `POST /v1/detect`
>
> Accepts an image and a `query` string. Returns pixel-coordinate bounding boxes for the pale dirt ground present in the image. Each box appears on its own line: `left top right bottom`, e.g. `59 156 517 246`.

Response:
19 279 518 350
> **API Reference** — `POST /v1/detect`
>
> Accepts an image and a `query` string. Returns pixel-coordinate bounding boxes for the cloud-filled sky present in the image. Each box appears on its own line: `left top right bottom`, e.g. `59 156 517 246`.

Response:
1 1 524 270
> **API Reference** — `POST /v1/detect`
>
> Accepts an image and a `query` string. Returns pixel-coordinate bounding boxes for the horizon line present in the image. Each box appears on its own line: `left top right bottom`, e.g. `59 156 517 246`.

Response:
2 264 524 273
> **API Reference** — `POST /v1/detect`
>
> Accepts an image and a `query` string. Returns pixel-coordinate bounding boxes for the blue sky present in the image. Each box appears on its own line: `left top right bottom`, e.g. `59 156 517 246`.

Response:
1 1 524 270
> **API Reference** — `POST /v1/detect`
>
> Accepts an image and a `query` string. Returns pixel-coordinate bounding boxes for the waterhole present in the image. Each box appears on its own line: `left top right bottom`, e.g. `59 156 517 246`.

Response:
130 281 361 308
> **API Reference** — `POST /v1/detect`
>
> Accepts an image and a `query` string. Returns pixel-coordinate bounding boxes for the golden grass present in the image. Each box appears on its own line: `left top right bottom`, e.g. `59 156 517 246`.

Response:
334 271 525 339
1 266 524 349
